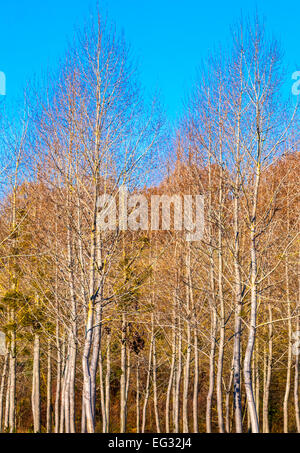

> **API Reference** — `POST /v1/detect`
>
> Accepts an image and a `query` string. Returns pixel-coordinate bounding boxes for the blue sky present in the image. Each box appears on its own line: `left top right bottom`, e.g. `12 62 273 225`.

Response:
0 0 299 121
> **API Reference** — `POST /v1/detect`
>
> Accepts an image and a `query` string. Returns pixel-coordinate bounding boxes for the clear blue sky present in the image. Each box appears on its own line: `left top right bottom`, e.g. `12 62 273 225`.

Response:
0 0 299 121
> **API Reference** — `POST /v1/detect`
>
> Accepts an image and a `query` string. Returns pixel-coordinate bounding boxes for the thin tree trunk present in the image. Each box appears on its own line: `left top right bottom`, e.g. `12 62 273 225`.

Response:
54 327 61 433
174 314 182 433
166 301 176 433
206 304 217 433
183 249 192 433
255 340 260 427
188 247 199 434
125 348 131 406
283 256 292 433
82 189 98 434
66 210 77 434
243 119 261 433
152 315 160 433
193 326 199 433
32 333 41 433
142 330 153 433
225 359 234 433
120 312 127 433
54 226 61 434
206 149 217 433
136 356 140 433
233 182 243 433
0 350 8 432
4 364 10 432
81 392 86 433
216 145 225 433
99 346 106 433
59 337 67 433
294 246 300 433
63 344 71 433
262 304 272 433
46 340 52 433
9 329 16 433
105 329 111 433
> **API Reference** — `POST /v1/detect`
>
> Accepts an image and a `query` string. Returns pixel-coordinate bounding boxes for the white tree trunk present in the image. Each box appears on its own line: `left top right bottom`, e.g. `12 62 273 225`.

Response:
32 333 41 433
0 350 8 432
46 340 52 433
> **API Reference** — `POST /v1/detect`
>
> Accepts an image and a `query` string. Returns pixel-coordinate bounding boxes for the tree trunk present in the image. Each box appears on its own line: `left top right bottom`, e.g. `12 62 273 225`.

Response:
243 123 261 433
46 340 52 433
120 313 127 433
233 186 243 433
294 247 300 433
142 329 153 433
166 301 176 433
32 333 41 433
174 314 182 433
152 315 160 433
105 329 111 433
136 356 140 433
0 350 8 432
283 256 292 433
8 330 16 433
262 304 272 433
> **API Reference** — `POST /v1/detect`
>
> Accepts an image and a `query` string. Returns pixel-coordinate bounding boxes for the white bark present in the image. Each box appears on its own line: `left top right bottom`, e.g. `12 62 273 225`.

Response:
32 333 41 433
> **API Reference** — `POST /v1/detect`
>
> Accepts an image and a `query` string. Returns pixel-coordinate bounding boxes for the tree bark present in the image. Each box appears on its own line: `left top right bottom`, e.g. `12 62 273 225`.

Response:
32 333 41 433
